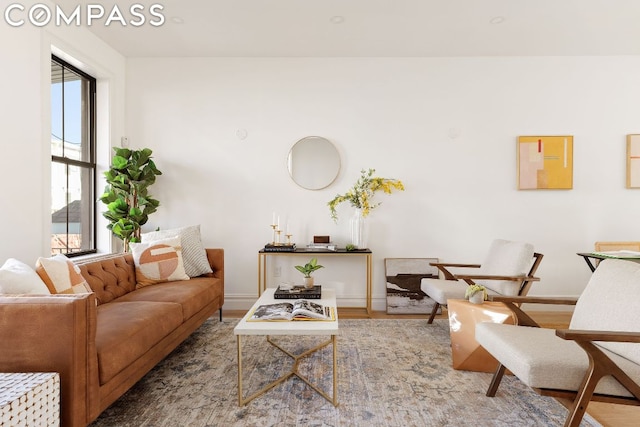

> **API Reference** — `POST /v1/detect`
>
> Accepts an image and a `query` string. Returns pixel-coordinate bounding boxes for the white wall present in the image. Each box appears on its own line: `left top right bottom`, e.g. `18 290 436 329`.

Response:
0 6 126 265
0 18 46 263
6 11 636 312
125 56 640 310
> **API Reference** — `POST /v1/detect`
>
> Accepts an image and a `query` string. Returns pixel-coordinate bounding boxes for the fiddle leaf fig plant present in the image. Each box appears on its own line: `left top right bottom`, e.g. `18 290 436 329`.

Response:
100 147 162 251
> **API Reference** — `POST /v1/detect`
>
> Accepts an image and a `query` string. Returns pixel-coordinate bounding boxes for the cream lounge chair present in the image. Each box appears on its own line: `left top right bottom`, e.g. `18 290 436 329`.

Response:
420 239 542 323
476 259 640 427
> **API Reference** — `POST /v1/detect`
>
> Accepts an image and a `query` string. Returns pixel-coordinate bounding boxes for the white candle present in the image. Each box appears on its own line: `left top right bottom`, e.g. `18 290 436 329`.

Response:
272 212 276 225
277 216 280 229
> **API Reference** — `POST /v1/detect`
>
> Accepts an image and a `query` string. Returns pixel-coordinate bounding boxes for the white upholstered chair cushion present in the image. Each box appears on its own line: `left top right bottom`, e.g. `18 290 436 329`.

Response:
570 259 640 365
476 239 534 296
476 322 640 398
421 277 500 305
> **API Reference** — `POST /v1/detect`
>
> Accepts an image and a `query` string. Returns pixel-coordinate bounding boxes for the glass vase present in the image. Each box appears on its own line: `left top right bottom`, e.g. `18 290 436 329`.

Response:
350 208 367 249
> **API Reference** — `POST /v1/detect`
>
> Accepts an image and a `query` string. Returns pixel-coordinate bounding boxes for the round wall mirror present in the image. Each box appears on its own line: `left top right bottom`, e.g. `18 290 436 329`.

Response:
287 136 341 190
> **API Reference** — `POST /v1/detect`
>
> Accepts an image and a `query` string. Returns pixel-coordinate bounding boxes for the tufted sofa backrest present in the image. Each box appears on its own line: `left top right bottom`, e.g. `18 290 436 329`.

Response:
76 254 137 305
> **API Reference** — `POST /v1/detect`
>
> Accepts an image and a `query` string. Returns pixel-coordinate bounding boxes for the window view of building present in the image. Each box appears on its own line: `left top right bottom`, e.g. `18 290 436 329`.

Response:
50 56 96 256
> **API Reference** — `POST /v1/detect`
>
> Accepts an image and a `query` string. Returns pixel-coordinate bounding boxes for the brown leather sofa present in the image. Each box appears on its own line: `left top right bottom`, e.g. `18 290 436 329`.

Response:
0 248 224 427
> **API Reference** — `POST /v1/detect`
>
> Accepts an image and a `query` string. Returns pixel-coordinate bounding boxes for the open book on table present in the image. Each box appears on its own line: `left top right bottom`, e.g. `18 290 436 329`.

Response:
248 299 335 321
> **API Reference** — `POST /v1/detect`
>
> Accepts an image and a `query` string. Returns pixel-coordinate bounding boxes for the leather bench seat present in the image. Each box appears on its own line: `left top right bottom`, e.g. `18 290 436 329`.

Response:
96 301 183 385
115 277 222 322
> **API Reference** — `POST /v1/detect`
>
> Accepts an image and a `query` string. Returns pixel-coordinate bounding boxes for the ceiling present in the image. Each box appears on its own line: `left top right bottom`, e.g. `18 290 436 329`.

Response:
58 0 640 57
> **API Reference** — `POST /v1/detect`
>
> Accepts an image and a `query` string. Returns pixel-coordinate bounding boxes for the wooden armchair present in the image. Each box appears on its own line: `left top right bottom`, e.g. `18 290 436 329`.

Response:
420 239 543 323
475 259 640 427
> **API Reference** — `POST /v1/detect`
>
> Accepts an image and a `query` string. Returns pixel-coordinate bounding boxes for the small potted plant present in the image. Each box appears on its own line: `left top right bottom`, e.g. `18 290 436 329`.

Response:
295 258 324 289
465 284 487 304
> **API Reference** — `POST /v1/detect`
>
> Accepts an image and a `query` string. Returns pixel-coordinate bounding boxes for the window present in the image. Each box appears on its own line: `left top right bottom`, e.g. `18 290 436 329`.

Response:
50 55 96 256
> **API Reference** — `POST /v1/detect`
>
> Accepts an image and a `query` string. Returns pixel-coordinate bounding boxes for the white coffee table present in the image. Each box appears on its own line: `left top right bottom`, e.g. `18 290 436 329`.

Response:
234 288 339 406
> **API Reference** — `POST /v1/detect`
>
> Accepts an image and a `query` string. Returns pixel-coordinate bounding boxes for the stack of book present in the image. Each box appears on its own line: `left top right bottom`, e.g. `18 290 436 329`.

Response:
305 243 337 251
263 243 296 252
274 285 322 299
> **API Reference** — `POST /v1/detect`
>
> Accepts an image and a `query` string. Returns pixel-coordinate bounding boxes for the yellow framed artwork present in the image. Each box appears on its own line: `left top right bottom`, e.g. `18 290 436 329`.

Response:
626 134 640 188
517 135 573 190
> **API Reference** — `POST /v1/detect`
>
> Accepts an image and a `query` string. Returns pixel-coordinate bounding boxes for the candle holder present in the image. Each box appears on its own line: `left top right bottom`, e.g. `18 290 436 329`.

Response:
276 230 282 246
270 224 278 245
285 234 292 245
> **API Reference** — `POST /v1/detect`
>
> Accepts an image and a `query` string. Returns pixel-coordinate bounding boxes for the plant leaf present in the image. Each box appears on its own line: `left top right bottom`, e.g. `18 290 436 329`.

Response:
112 155 128 169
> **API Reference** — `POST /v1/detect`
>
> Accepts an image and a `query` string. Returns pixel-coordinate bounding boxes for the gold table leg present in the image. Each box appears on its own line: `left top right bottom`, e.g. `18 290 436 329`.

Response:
237 335 243 406
237 334 338 407
332 334 337 405
366 253 372 317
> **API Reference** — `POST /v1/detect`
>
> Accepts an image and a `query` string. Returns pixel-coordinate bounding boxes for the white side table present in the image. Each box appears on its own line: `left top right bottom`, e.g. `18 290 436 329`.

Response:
0 373 60 427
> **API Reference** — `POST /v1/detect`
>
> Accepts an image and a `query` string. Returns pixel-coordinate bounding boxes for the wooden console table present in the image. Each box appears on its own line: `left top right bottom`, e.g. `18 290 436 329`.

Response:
258 248 373 316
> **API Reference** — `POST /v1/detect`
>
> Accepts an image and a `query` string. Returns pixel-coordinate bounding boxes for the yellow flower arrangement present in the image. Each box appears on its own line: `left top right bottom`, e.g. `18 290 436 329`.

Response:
328 168 405 222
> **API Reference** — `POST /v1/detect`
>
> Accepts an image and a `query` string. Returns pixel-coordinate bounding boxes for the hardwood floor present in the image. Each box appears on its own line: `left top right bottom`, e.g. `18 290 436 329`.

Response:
223 308 640 426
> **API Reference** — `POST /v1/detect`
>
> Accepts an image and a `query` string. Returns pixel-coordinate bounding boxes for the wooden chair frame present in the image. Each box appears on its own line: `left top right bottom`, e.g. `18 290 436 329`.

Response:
425 252 543 324
485 295 640 427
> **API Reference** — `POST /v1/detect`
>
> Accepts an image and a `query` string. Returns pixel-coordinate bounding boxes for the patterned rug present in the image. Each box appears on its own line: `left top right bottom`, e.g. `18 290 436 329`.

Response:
89 319 601 427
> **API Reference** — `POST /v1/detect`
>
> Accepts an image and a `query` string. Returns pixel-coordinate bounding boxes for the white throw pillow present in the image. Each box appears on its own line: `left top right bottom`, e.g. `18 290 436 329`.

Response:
0 258 50 294
130 236 190 288
142 225 212 277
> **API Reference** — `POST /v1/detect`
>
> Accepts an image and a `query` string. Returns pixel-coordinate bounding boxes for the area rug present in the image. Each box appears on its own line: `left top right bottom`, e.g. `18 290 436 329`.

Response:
89 319 601 427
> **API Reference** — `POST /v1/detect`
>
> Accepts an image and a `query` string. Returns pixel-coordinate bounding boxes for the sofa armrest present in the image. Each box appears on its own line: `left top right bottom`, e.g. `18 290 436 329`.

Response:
205 248 224 285
0 294 98 427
